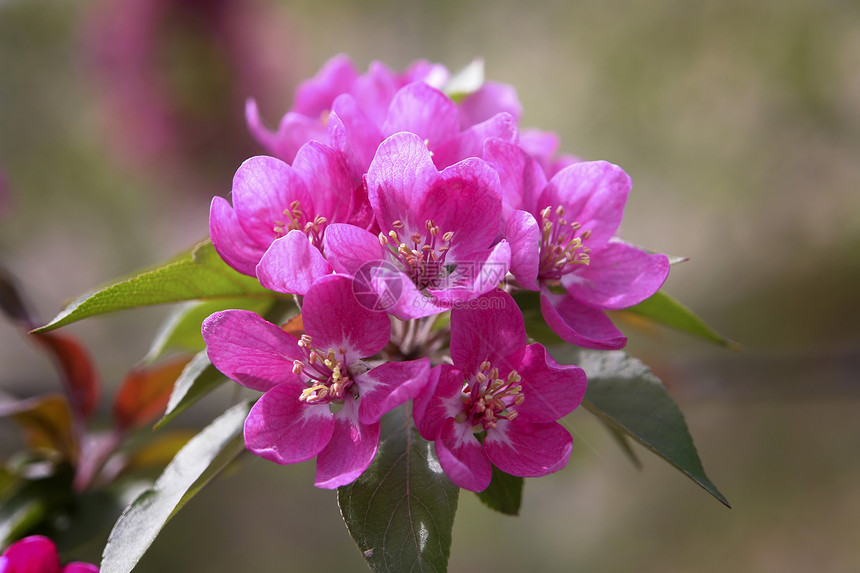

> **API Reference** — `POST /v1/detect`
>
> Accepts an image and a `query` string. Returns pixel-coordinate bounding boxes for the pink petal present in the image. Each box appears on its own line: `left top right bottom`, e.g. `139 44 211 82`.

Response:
412 365 469 443
538 160 632 251
449 289 526 375
366 132 440 232
562 241 670 310
506 210 540 291
437 417 492 492
244 382 334 465
202 309 303 392
483 138 547 216
484 419 572 477
256 231 332 295
381 82 459 145
322 222 386 276
355 358 431 425
539 290 627 350
425 241 511 306
412 365 445 440
209 196 265 276
432 112 517 170
302 274 391 361
292 53 359 116
245 99 325 163
458 81 523 128
428 157 503 256
292 141 355 223
515 343 586 423
351 61 401 124
1 536 60 573
314 397 380 488
231 155 311 246
385 271 448 320
329 94 384 178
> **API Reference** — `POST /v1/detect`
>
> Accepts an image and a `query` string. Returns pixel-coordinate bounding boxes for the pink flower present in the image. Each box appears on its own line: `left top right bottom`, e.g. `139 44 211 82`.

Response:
209 141 362 288
246 55 450 164
202 275 430 488
488 140 670 349
413 290 586 492
322 132 511 319
0 536 98 573
328 81 518 178
247 55 521 175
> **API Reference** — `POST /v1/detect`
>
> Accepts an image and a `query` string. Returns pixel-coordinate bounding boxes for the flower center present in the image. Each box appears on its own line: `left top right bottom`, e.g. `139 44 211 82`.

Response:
291 334 352 404
378 219 455 290
456 360 524 431
537 205 591 281
273 200 327 250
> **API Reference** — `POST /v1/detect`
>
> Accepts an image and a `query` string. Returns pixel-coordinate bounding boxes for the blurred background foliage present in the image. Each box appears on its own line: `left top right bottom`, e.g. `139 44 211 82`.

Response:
1 0 858 571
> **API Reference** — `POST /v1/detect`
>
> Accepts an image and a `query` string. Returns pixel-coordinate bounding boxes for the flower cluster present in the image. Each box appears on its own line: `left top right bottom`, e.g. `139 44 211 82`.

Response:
203 55 670 491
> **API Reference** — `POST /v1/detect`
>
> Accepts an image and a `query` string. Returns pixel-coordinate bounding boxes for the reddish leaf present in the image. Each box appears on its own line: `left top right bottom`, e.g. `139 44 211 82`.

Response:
1 265 101 423
280 313 304 337
114 358 191 431
0 394 78 462
31 331 101 422
121 431 195 474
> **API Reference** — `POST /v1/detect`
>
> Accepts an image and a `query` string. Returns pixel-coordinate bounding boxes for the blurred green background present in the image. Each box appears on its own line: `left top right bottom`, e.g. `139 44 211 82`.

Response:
1 0 859 571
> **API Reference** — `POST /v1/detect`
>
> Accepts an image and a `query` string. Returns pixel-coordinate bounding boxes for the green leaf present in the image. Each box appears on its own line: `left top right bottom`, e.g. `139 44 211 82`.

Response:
596 417 642 470
475 465 523 516
0 465 75 547
622 290 740 349
338 405 459 572
143 297 275 363
100 401 252 573
34 240 280 333
577 350 730 507
154 352 226 430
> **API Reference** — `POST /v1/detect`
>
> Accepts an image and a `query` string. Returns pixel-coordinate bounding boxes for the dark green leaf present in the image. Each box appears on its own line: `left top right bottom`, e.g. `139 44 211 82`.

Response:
0 466 75 547
34 240 279 333
577 350 730 507
622 290 740 349
596 417 642 470
100 401 252 573
338 406 459 572
154 352 226 429
475 465 523 516
143 297 275 363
